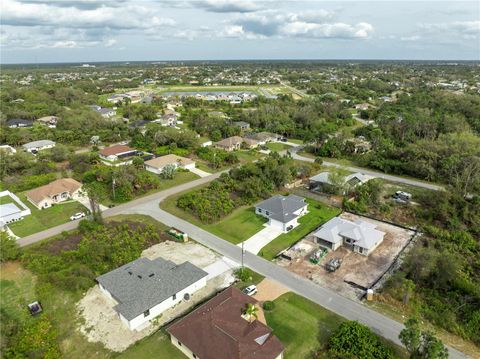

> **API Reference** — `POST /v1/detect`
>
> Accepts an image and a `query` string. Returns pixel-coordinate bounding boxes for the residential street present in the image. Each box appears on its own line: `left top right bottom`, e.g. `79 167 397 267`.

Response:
288 147 444 191
15 168 466 358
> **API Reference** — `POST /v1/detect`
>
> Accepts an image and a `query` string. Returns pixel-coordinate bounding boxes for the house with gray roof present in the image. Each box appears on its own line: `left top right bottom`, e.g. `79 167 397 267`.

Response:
309 171 370 194
97 257 208 331
255 195 308 232
22 140 56 153
313 217 385 256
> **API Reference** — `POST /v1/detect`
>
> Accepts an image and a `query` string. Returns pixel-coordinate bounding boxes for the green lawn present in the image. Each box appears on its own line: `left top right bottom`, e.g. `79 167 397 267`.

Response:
287 138 304 145
117 330 184 359
266 142 293 152
265 292 345 358
8 193 87 238
0 195 15 205
161 190 267 244
236 150 265 164
259 198 341 260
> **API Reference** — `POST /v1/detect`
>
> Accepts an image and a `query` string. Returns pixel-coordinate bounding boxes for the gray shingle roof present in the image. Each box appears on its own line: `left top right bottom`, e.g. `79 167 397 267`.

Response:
22 140 55 150
96 257 208 320
255 195 306 223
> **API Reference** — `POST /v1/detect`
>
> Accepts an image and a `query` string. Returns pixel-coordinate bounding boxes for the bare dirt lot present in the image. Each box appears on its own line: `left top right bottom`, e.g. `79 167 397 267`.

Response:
77 240 237 352
277 213 415 300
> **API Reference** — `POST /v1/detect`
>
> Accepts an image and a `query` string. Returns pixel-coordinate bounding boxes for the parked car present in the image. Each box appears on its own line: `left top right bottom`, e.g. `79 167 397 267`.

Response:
242 285 258 296
70 212 86 221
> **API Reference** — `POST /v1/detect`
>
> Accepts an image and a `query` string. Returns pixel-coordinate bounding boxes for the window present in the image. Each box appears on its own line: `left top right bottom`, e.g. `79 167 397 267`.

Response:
172 293 177 300
266 211 270 216
193 355 197 358
258 208 262 213
143 309 150 317
177 341 182 346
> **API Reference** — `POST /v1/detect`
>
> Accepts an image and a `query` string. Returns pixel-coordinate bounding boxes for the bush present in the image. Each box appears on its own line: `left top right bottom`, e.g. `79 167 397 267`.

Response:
263 301 275 311
235 268 253 282
0 232 21 262
328 321 395 359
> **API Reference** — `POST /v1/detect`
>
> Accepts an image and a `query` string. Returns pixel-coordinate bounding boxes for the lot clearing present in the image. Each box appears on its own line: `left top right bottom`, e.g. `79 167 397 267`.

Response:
77 241 238 352
276 212 415 300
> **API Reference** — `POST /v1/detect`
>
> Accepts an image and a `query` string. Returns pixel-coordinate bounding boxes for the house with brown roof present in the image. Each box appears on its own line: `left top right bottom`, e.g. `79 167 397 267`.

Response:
26 178 83 209
145 154 196 175
214 136 244 152
99 144 138 163
167 287 284 359
242 137 260 149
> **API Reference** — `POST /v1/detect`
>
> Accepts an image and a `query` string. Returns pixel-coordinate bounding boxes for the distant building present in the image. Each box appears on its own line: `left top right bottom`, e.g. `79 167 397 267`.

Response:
22 140 56 153
36 116 58 128
0 145 16 155
6 118 33 128
145 154 196 174
99 144 137 163
309 172 370 194
215 136 244 152
313 217 385 256
167 287 285 359
26 178 83 210
90 105 116 118
246 132 277 145
97 257 208 331
233 121 250 131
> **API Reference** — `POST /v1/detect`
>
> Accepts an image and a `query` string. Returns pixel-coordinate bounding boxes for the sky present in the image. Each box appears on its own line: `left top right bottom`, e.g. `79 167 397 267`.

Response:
1 0 479 64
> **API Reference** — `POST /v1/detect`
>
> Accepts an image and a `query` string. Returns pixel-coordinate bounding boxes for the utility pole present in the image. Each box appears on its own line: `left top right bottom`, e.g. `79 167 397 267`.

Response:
112 173 116 200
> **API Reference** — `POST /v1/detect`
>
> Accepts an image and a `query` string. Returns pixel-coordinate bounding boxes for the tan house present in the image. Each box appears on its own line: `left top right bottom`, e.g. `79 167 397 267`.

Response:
214 136 243 152
242 137 260 149
99 144 137 162
26 178 83 209
145 154 195 174
167 287 284 359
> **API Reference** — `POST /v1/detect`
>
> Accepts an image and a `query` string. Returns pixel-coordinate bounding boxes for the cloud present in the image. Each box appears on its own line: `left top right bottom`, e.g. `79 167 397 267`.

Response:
15 0 130 10
419 20 480 38
193 0 261 13
1 0 176 30
400 35 421 42
228 10 373 39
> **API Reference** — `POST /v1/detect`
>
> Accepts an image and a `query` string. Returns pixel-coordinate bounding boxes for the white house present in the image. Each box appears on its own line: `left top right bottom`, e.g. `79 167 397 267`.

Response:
97 257 207 331
255 195 308 232
144 154 195 174
99 144 138 163
0 190 31 228
22 140 56 153
313 217 385 256
0 145 17 155
26 178 83 210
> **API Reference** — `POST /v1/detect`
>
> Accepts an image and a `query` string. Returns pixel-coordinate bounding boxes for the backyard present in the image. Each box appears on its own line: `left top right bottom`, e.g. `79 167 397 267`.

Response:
266 142 293 152
259 198 341 260
8 192 86 237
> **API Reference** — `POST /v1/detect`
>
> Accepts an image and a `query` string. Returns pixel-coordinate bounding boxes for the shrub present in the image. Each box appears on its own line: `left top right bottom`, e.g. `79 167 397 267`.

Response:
0 232 21 262
235 268 253 282
328 321 394 359
263 301 275 311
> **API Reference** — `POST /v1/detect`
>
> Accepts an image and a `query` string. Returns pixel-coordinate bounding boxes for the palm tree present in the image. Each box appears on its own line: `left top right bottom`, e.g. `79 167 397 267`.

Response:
244 303 259 323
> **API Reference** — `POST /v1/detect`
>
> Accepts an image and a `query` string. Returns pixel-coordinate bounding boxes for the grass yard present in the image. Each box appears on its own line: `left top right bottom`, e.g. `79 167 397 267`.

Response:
259 198 341 260
266 293 407 359
161 189 267 244
265 292 345 358
287 138 304 145
0 195 15 205
117 330 184 359
8 193 86 238
236 150 265 164
266 142 293 152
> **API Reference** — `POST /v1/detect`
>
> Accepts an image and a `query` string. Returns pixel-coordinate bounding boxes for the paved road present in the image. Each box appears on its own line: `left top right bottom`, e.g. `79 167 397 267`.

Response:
288 148 444 191
17 171 225 247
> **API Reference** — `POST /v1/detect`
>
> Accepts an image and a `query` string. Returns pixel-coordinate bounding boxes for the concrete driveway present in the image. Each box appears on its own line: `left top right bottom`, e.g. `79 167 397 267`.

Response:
239 225 283 254
189 167 211 178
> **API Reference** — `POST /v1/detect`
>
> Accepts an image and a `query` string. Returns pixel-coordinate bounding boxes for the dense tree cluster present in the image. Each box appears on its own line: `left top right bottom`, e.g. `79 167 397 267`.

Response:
177 153 295 223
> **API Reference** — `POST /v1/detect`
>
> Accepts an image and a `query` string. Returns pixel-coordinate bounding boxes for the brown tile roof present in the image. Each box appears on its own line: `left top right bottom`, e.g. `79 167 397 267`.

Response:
215 136 243 148
144 154 194 169
99 144 135 157
167 287 284 359
26 178 82 205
